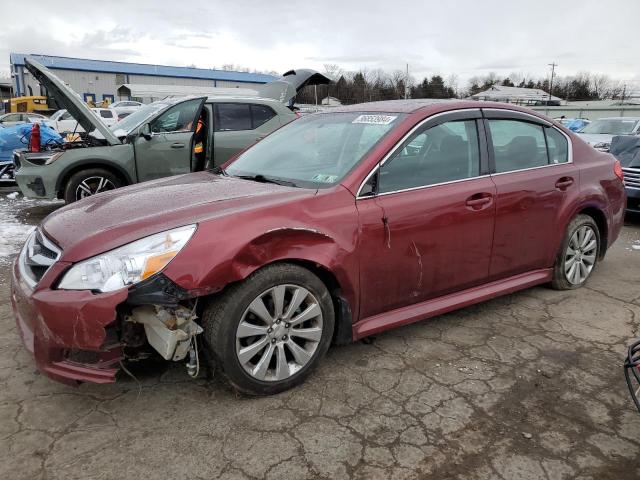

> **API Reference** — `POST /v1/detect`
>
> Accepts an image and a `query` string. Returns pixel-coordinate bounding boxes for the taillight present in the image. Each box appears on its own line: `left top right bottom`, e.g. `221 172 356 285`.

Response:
614 160 624 181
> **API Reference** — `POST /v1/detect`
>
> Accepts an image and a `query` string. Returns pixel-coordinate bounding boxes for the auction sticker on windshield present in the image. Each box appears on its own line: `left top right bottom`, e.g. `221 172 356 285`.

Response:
352 115 397 125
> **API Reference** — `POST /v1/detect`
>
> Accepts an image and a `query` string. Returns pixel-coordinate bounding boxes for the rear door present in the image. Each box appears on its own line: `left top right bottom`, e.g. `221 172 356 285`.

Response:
134 97 206 182
357 110 497 318
212 102 279 166
484 109 576 279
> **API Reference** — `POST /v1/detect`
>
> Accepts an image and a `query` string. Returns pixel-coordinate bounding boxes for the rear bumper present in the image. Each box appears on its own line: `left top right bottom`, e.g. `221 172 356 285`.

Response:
11 258 128 385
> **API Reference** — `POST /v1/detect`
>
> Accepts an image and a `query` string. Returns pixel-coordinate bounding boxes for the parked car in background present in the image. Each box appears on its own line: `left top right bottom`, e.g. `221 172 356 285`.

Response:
14 58 327 203
609 135 640 213
556 117 590 132
577 117 640 152
49 108 118 133
10 99 625 393
0 112 54 129
111 100 143 120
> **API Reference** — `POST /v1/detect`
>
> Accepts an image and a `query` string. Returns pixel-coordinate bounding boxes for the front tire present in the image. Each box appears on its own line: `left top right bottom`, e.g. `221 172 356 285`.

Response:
63 168 122 203
551 214 600 290
202 263 335 395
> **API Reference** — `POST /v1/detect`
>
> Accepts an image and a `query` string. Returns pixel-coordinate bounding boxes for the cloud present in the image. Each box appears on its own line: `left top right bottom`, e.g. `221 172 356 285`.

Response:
0 0 638 89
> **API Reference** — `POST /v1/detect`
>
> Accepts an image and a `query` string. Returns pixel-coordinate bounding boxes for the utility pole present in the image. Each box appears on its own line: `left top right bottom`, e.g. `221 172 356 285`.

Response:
548 62 557 104
405 63 409 99
621 84 627 106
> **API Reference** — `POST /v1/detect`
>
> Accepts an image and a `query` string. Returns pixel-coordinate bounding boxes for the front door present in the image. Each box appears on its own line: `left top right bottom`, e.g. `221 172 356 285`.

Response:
134 98 206 182
357 110 496 319
483 110 577 279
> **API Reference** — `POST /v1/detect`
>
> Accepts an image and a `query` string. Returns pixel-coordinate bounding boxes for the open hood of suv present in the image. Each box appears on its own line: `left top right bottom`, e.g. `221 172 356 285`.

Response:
24 58 121 146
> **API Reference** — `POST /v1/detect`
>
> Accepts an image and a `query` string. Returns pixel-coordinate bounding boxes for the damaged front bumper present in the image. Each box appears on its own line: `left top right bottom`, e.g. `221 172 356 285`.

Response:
11 259 128 385
11 253 202 386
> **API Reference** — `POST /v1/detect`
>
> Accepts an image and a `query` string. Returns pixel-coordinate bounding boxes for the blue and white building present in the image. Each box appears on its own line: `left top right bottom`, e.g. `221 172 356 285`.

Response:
9 53 276 104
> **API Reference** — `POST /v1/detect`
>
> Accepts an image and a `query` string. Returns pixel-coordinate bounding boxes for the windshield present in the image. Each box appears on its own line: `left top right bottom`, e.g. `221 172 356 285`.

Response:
579 118 639 135
110 101 171 133
226 112 405 188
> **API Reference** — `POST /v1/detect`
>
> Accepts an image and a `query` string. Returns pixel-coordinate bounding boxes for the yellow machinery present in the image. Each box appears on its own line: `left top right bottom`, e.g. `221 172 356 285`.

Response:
2 96 50 113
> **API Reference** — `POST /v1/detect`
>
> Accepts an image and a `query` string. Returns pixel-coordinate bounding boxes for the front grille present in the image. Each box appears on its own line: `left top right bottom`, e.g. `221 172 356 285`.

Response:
623 167 640 189
19 229 61 287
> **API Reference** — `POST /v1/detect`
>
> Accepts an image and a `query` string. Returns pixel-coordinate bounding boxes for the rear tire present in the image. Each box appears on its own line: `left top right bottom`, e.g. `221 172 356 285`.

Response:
63 168 122 204
202 263 335 395
551 214 600 290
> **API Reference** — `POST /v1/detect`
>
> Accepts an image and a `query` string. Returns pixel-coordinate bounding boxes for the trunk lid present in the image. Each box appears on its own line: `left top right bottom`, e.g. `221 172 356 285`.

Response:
257 69 332 105
24 58 121 146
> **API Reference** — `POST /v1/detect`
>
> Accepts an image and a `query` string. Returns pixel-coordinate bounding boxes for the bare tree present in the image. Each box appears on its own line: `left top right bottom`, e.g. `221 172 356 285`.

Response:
591 73 611 99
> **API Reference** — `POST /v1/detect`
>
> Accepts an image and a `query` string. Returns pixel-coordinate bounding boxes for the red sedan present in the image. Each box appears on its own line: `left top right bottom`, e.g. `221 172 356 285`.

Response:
11 100 626 394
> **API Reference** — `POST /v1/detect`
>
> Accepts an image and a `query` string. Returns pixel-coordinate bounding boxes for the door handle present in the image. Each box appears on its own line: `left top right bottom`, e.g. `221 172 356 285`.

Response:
465 192 493 210
171 142 185 149
555 177 574 190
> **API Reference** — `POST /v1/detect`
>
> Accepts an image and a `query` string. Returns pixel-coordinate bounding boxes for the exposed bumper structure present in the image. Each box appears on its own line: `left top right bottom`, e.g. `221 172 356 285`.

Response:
11 258 128 385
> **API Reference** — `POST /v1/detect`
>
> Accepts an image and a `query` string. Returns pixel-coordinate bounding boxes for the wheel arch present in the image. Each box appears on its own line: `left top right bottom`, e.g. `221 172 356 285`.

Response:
55 160 133 198
576 205 608 259
191 227 358 346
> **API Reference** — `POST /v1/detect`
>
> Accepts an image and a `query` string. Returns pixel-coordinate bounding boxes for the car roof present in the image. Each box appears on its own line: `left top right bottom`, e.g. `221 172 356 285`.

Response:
327 99 553 116
205 95 283 104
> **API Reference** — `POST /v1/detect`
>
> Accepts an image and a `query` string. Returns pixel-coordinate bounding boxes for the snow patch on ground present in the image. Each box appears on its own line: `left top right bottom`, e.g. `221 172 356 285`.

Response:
0 192 36 261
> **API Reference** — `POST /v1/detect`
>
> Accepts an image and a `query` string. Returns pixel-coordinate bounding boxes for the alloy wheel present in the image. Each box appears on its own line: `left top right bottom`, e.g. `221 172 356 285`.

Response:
235 284 323 382
564 225 597 285
75 176 116 200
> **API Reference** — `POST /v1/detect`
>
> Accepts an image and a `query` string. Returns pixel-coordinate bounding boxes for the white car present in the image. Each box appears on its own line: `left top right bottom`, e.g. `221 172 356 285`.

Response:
50 108 118 133
110 100 143 120
0 112 55 129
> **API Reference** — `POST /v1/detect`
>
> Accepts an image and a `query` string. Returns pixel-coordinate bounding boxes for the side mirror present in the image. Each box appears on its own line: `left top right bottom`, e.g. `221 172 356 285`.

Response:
140 123 152 140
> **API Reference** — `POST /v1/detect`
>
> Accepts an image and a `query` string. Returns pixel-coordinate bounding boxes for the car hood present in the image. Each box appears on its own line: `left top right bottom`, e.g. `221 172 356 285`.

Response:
577 133 614 146
24 58 121 146
42 172 312 262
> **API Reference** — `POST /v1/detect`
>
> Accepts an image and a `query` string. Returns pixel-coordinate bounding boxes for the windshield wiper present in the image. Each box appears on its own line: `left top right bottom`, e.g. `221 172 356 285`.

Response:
234 174 299 188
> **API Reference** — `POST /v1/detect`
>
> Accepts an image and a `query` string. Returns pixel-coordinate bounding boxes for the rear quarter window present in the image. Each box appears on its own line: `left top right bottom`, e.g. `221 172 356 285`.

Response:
546 127 569 164
251 104 276 128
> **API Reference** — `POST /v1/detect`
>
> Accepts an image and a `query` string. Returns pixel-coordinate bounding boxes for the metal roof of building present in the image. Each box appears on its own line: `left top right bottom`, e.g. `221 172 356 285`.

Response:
10 53 276 84
470 85 562 102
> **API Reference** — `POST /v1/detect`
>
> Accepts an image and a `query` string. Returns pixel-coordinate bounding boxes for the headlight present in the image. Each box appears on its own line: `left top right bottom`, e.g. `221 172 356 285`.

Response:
58 224 196 292
23 151 64 166
593 142 611 152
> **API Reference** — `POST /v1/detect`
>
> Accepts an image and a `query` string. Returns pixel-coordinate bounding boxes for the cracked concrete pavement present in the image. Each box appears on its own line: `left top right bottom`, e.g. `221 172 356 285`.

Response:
0 191 639 479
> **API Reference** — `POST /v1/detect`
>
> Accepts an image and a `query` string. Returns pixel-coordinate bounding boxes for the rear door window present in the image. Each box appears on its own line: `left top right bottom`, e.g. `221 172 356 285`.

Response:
215 103 252 131
488 120 548 173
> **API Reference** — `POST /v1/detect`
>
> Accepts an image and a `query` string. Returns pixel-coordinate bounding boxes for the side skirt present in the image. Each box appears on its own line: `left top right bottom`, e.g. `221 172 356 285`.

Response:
353 268 553 340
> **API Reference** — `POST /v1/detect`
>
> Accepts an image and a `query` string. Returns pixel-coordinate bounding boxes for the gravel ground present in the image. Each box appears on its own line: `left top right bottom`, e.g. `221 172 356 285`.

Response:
0 189 639 480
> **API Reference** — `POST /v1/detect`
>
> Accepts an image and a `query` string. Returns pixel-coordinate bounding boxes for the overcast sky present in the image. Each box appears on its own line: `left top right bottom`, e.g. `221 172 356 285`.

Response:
1 0 639 88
